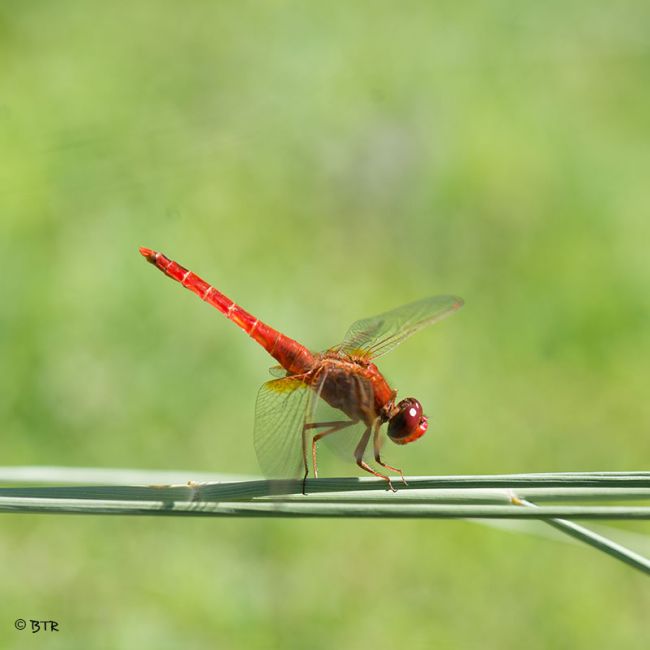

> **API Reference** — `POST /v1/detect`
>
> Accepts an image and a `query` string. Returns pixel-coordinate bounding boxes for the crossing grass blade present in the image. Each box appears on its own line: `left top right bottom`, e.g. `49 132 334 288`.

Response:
511 496 650 575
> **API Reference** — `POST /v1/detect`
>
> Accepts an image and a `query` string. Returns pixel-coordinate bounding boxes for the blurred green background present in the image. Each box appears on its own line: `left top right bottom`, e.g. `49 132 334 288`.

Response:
1 1 649 648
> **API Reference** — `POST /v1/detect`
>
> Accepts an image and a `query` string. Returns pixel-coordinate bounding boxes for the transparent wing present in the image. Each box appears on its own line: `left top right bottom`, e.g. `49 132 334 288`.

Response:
335 295 464 360
254 376 313 478
268 365 286 378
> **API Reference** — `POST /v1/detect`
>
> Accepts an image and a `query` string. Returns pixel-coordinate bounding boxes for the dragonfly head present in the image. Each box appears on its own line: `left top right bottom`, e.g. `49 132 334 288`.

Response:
387 398 428 445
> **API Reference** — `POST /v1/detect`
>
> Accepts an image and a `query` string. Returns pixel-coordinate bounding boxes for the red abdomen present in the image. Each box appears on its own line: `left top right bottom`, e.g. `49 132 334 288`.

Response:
140 248 316 375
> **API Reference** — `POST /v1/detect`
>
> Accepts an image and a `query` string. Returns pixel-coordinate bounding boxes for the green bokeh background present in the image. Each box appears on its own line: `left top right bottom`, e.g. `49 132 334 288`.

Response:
1 1 649 648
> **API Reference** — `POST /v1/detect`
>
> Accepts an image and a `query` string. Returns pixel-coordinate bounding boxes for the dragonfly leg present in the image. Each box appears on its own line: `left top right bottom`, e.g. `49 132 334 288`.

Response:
354 426 396 492
310 421 355 479
301 420 355 494
372 421 408 486
301 425 310 494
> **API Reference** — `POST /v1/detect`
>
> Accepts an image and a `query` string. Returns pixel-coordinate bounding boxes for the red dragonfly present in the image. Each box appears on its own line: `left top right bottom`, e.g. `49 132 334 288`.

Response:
140 247 463 491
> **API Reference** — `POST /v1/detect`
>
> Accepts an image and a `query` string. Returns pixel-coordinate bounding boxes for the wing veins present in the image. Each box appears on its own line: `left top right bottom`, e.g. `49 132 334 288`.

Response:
336 295 463 360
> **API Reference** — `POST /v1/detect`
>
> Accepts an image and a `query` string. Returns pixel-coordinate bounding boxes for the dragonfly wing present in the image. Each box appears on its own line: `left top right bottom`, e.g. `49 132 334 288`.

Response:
268 365 286 378
336 295 464 360
254 376 313 478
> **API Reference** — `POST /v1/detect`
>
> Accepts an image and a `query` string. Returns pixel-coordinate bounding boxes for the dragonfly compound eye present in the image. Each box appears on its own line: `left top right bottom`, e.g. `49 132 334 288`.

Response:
387 398 428 445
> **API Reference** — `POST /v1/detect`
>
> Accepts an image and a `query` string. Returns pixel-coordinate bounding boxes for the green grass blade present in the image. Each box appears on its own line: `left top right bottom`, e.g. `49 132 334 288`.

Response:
1 467 647 574
513 497 650 575
0 495 648 519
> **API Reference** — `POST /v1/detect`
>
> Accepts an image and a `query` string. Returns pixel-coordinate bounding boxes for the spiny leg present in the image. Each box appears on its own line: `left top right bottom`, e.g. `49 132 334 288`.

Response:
372 420 408 486
301 420 355 494
301 423 310 493
354 426 396 492
310 420 355 479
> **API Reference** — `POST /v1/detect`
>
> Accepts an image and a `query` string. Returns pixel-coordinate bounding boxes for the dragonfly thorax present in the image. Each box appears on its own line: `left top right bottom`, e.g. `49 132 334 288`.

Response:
311 355 393 424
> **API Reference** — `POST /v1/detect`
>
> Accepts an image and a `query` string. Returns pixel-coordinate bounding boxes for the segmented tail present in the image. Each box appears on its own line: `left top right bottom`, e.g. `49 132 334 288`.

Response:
139 248 315 375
